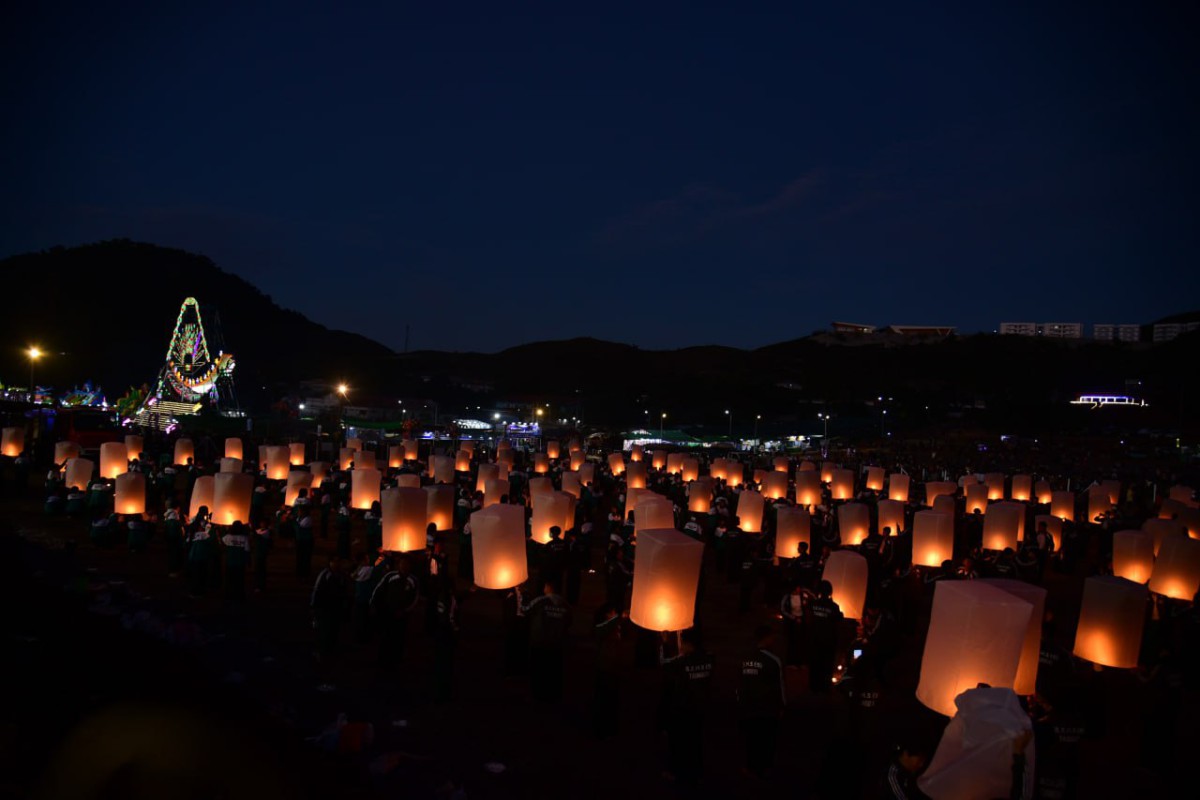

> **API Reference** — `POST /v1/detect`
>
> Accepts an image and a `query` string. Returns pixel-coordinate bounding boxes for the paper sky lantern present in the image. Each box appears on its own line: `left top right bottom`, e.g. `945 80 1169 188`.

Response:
708 458 727 481
53 441 80 466
1101 479 1121 506
820 462 835 483
1 427 25 457
289 442 305 466
762 471 788 500
624 487 649 523
1010 474 1032 502
878 498 905 536
1086 486 1111 523
959 474 979 489
687 478 713 513
1034 480 1052 504
796 471 822 508
914 511 954 567
430 455 454 484
484 478 509 507
425 484 455 532
775 506 810 562
460 440 475 455
753 469 768 486
1073 576 1146 668
636 493 675 534
532 491 573 544
64 458 94 491
838 502 869 545
934 494 957 520
338 447 355 471
919 688 1035 800
532 453 549 474
381 487 427 552
561 471 581 498
831 469 855 501
1149 535 1200 601
980 579 1045 695
212 472 254 526
607 452 625 475
114 472 146 515
219 457 243 474
629 528 705 631
497 461 511 483
547 440 561 459
579 463 595 486
258 445 269 468
651 450 667 470
527 476 551 497
570 451 586 471
1112 529 1155 583
284 471 313 507
351 468 382 510
799 460 816 472
917 581 1034 716
354 450 377 470
1169 485 1195 504
666 452 684 475
99 441 128 479
865 466 884 492
265 446 290 480
497 448 515 468
629 443 642 462
174 438 194 466
456 450 472 472
189 475 215 519
403 439 419 461
225 437 243 460
983 473 1005 501
983 502 1023 552
346 438 362 452
471 504 528 589
626 461 648 489
888 473 910 502
732 490 761 533
309 461 330 489
926 481 957 506
124 434 144 459
1177 507 1200 539
1050 491 1074 522
681 457 699 482
773 456 789 474
396 473 421 489
388 445 404 469
822 550 868 620
965 483 989 515
726 462 746 488
476 463 499 494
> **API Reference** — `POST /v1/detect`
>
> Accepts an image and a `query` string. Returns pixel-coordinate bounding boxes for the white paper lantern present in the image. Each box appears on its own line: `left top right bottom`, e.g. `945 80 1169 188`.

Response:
381 487 427 552
1112 529 1154 583
425 484 455 532
1073 576 1146 668
913 511 954 567
821 549 869 620
64 457 94 490
837 502 869 546
1149 535 1200 601
877 498 905 536
471 504 529 590
174 438 194 466
99 441 128 479
189 475 215 519
888 473 910 502
775 506 810 563
629 528 705 631
114 472 146 515
212 472 254 526
351 467 382 510
225 437 243 460
284 471 313 507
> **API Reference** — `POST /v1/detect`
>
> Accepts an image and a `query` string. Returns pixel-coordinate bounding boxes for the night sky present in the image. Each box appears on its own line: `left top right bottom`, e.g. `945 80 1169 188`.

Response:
2 3 1196 352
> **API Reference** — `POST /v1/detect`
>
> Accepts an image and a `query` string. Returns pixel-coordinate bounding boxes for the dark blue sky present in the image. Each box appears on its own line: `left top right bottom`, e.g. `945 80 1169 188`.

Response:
2 2 1196 352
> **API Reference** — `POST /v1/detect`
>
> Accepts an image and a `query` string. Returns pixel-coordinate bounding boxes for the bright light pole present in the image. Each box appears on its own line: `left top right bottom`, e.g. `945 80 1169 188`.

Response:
27 346 42 401
754 414 761 442
818 412 830 456
725 409 732 438
660 412 667 438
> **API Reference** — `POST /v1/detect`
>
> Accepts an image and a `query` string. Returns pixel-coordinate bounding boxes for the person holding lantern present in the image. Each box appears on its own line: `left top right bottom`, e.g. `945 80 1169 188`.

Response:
524 579 572 702
737 625 786 779
805 579 843 694
658 627 714 788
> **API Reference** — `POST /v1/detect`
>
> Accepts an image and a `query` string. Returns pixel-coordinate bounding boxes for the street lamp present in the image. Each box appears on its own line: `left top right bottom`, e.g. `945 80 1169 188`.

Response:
818 413 831 456
27 346 42 401
660 412 667 438
725 409 732 438
754 414 761 442
336 383 348 397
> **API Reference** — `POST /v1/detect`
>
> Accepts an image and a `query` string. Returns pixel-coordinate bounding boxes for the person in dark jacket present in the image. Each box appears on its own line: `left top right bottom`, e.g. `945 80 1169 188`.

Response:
311 555 347 665
524 579 572 702
658 628 715 788
805 579 844 694
737 625 786 778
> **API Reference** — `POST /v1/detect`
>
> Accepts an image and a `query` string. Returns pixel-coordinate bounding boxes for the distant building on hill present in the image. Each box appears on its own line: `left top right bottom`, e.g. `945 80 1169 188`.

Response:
828 322 954 337
999 322 1082 338
1093 324 1141 342
1152 321 1200 342
831 321 877 334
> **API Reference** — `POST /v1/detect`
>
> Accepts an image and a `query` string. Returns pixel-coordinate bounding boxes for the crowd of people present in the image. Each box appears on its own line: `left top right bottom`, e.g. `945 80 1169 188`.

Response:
4 423 1199 798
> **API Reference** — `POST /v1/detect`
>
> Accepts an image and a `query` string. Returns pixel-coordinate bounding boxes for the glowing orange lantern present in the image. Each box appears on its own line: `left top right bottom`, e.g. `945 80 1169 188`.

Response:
471 504 528 589
681 457 699 482
651 450 667 470
570 451 586 471
1149 536 1200 601
547 441 561 459
388 445 404 468
822 550 869 620
533 453 549 474
964 483 988 515
984 473 1005 501
687 478 713 513
865 466 884 492
629 444 642 462
124 434 144 459
351 467 381 510
212 473 254 526
289 442 305 466
189 475 215 519
917 581 1034 716
309 461 330 489
888 473 910 503
396 474 421 488
265 446 289 480
983 502 1023 552
762 471 788 500
225 438 243 460
913 511 954 567
1073 576 1146 668
820 462 835 483
775 506 810 562
1011 474 1032 502
1033 514 1062 543
114 472 145 515
1169 485 1194 504
338 447 355 471
174 438 194 466
925 481 957 507
799 460 815 472
381 487 427 552
753 469 768 487
460 439 475 454
430 455 454 484
484 478 509 507
99 441 128 479
796 472 822 508
933 495 957 520
354 450 377 470
284 472 313 507
64 458 94 490
476 463 498 493
773 456 789 474
258 445 269 469
1112 529 1154 583
403 439 419 461
529 477 553 497
1177 507 1200 539
346 438 362 452
561 471 581 498
733 490 762 533
579 463 595 486
1 427 24 457
219 457 243 474
666 453 684 475
1050 491 1074 522
532 491 573 544
629 528 704 631
838 502 869 545
624 487 649 524
608 452 625 475
1034 480 1052 504
708 458 727 481
1101 480 1120 506
425 484 455 532
54 441 80 465
878 499 905 536
831 469 855 501
635 493 675 534
1086 486 1111 523
453 450 470 473
980 579 1045 695
626 461 647 489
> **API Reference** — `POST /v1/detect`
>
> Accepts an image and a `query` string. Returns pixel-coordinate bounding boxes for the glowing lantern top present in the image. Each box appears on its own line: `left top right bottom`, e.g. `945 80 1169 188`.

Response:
471 504 529 590
629 528 705 631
